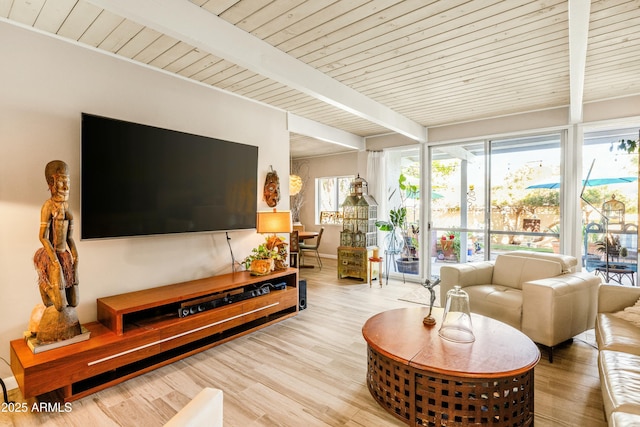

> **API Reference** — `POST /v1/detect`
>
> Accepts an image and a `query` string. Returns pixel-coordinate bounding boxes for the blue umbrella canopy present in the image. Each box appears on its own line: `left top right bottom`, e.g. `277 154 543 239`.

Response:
405 189 444 199
526 176 637 189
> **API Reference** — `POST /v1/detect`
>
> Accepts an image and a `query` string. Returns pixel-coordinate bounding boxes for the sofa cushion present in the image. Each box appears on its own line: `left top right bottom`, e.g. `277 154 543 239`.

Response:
596 313 640 356
465 285 522 329
501 250 577 273
598 284 640 314
492 256 562 290
611 297 640 326
599 350 640 421
610 411 640 427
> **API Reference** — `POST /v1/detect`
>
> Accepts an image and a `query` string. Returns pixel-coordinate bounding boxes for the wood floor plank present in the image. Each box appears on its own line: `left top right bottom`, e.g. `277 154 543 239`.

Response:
2 258 605 426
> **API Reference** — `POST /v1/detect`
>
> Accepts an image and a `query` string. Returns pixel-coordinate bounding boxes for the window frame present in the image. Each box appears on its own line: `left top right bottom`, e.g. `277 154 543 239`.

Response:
315 175 354 224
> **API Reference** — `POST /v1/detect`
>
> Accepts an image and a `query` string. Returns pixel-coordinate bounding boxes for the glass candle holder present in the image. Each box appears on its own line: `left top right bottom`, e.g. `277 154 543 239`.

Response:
438 285 475 343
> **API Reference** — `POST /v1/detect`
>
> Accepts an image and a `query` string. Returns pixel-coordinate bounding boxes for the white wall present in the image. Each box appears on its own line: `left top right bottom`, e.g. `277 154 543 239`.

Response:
0 22 290 379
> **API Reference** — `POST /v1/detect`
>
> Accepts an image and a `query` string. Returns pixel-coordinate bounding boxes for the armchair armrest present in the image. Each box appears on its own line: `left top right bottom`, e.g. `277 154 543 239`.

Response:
439 261 494 304
598 284 640 313
521 272 600 347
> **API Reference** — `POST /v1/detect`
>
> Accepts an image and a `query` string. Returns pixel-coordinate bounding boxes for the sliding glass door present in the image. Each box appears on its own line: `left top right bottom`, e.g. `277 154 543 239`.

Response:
429 133 563 277
383 147 422 279
429 141 487 277
582 127 639 285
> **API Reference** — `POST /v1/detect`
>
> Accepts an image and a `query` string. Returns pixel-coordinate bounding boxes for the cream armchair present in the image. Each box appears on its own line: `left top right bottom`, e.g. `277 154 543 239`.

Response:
440 251 601 362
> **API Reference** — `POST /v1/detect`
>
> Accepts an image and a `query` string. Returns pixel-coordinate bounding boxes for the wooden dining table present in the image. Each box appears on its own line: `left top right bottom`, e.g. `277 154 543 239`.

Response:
298 231 318 241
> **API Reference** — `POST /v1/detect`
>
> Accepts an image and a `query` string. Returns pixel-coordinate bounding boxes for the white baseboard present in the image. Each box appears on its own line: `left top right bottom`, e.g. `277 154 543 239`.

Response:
1 375 17 391
319 253 336 260
299 253 335 262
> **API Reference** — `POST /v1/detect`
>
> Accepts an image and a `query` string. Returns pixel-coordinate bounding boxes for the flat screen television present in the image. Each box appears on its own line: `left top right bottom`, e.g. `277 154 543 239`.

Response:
81 113 258 239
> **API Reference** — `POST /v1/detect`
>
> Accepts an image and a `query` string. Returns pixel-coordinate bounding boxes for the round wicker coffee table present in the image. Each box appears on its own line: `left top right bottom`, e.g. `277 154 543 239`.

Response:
362 307 540 426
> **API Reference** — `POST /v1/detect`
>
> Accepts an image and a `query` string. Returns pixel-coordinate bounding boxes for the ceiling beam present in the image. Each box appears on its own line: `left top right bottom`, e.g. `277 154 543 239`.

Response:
568 0 591 124
288 113 364 150
87 0 427 143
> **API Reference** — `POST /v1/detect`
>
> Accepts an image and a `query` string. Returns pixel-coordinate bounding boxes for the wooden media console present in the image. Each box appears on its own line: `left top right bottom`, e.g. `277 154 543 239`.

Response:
10 268 299 402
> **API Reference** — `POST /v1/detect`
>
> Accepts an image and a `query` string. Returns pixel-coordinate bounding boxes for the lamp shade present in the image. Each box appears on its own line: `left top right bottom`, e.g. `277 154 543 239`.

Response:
256 210 292 233
290 174 303 196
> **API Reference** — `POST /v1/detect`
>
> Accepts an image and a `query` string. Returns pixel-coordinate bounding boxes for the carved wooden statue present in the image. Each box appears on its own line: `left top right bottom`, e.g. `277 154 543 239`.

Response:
33 160 82 343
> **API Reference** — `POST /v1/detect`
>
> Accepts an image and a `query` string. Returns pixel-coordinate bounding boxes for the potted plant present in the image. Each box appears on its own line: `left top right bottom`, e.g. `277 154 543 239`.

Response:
595 233 621 261
547 223 561 253
376 174 419 273
620 247 628 258
440 231 461 261
243 235 288 275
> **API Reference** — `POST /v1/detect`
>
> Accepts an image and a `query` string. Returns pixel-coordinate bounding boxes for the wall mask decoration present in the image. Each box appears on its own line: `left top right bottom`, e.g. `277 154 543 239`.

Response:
263 166 281 207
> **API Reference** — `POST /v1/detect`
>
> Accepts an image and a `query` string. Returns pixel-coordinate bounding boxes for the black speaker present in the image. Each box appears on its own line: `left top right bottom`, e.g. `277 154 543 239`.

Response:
298 279 307 310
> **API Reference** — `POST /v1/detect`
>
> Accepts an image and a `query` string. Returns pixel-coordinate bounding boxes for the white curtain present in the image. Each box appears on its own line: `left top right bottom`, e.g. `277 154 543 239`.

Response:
366 150 386 211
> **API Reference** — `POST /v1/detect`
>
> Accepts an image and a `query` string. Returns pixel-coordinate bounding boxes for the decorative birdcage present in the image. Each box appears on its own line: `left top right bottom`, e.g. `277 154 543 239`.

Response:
340 175 377 248
350 174 368 197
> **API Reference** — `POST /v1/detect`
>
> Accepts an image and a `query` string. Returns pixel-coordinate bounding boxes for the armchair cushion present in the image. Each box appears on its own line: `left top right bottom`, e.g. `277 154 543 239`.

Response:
492 256 562 290
500 250 578 273
465 284 522 329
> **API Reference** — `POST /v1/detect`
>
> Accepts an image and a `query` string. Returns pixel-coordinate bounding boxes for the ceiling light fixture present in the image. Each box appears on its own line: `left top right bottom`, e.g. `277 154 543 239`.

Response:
290 174 303 195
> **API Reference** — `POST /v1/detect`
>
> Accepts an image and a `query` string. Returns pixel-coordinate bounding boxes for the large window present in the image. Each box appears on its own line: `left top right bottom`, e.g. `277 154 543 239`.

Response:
316 176 353 223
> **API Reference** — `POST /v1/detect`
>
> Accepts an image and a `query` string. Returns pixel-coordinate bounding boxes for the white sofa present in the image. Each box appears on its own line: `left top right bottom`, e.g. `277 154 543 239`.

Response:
440 251 601 361
165 387 223 427
596 284 640 426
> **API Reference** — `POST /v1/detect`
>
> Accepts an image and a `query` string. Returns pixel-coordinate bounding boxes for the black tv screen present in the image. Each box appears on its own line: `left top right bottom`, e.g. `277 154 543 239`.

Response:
81 113 258 239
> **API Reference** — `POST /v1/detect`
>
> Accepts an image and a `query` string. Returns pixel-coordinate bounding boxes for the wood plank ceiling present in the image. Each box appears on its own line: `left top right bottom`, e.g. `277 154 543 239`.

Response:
1 0 639 158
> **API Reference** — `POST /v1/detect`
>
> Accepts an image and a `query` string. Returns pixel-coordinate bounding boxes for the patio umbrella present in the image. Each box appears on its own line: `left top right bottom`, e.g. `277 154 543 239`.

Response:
405 189 444 199
526 176 637 189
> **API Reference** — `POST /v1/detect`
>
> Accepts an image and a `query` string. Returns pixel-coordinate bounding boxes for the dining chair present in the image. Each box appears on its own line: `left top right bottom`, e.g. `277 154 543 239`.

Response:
300 227 324 269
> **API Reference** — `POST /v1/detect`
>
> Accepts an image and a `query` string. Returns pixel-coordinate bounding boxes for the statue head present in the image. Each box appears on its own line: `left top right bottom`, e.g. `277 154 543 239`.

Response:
45 160 70 201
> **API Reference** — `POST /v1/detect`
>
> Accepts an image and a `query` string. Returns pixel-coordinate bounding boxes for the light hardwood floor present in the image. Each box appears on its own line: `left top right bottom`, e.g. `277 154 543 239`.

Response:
1 259 606 426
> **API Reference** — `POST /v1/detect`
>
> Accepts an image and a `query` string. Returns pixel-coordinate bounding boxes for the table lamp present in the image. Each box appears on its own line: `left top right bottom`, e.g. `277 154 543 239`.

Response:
256 209 293 235
255 209 292 273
